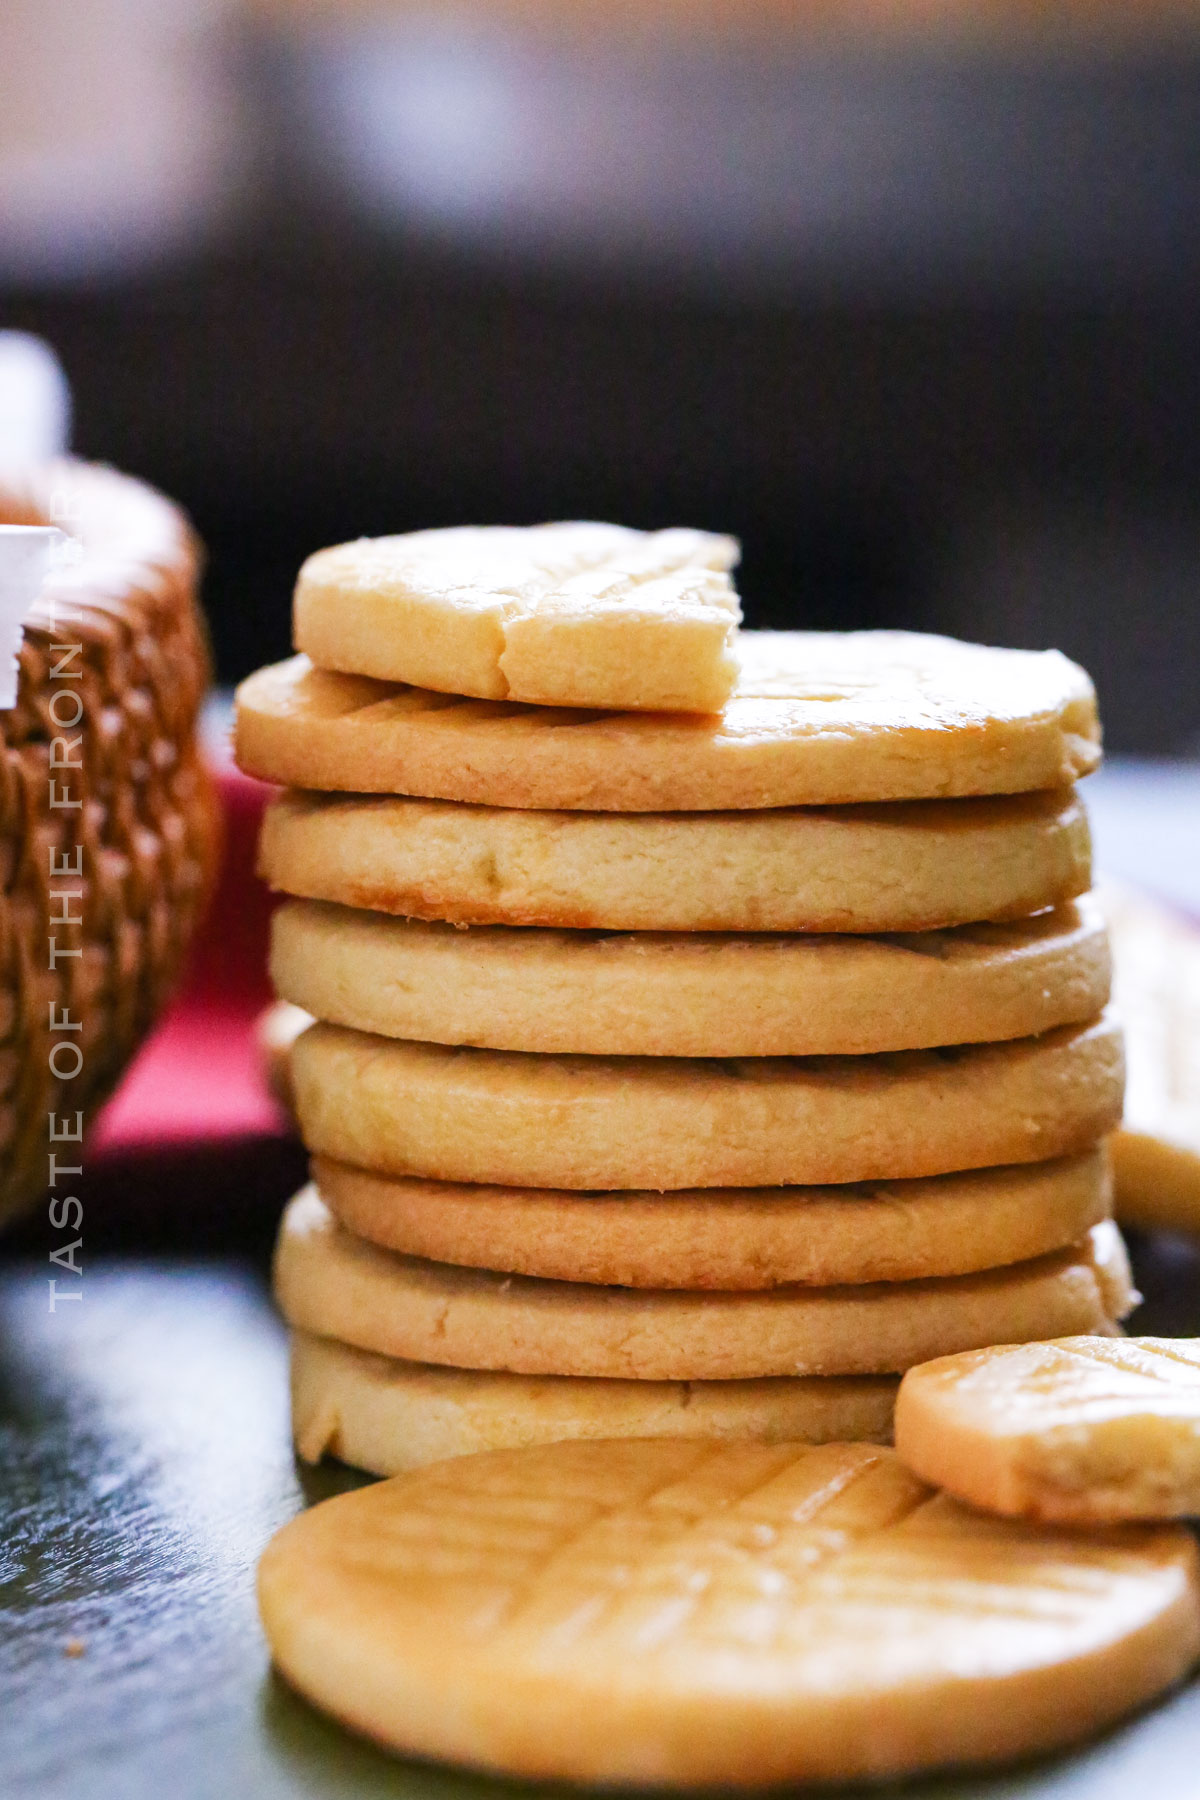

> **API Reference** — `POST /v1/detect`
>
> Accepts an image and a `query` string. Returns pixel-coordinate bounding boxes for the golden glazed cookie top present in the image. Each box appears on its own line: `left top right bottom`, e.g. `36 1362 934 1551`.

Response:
293 522 741 713
238 627 1101 808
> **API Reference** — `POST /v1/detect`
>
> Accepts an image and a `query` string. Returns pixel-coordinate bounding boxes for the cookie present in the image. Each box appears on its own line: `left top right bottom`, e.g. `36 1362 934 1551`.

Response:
257 1437 1200 1785
290 1330 898 1476
235 632 1100 809
896 1337 1200 1523
313 1149 1112 1289
1104 883 1200 1236
293 524 741 713
273 1190 1133 1379
259 786 1091 934
272 894 1110 1058
1112 1134 1200 1238
290 1011 1124 1190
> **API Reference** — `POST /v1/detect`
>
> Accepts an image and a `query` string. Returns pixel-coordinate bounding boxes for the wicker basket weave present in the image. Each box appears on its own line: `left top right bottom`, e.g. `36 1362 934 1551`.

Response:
0 458 218 1228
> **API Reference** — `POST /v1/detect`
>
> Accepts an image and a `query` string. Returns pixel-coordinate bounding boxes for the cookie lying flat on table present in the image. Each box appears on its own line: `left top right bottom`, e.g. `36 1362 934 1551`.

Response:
236 629 1100 809
313 1149 1113 1290
259 786 1092 935
274 1190 1133 1380
289 1331 898 1475
896 1337 1200 1523
1104 883 1200 1237
290 1011 1124 1190
257 1438 1200 1786
293 523 741 713
271 895 1111 1058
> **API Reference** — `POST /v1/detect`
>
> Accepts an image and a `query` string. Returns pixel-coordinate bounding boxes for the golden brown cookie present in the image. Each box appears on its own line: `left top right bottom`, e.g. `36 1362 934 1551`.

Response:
291 1011 1124 1190
313 1149 1112 1289
293 524 741 713
235 631 1100 809
290 1330 898 1476
271 895 1111 1057
1104 883 1200 1236
896 1337 1200 1523
259 786 1092 934
257 1438 1200 1786
273 1189 1133 1380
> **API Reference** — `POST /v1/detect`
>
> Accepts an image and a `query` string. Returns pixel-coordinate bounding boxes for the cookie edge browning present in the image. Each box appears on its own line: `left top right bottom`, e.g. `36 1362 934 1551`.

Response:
311 1149 1114 1289
235 639 1100 809
269 894 1113 1058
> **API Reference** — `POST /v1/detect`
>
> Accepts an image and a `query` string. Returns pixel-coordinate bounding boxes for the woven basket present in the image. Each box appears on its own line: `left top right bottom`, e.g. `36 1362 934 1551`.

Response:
0 458 218 1228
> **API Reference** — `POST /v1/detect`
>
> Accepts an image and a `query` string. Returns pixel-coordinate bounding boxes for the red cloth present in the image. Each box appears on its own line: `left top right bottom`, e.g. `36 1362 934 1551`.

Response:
90 761 289 1155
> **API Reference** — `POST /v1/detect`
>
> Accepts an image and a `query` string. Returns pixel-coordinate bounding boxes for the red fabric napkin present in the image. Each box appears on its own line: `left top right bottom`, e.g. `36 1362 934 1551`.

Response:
90 760 290 1156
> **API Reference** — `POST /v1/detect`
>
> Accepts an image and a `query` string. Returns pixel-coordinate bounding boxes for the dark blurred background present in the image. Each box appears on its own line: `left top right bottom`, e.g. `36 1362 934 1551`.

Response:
3 0 1199 749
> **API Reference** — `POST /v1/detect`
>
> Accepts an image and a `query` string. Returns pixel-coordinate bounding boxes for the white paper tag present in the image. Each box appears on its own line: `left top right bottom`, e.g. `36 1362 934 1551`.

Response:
0 525 68 709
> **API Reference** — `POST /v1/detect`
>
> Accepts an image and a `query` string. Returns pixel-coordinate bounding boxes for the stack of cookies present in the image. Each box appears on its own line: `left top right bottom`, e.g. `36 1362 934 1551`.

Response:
235 523 1131 1477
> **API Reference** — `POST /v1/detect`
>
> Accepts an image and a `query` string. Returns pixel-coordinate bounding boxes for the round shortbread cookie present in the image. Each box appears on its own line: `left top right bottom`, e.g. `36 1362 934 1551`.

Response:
235 631 1100 809
313 1149 1113 1289
290 1331 898 1476
273 1189 1134 1379
272 895 1110 1058
1104 882 1200 1236
293 523 741 713
896 1337 1200 1524
1112 1133 1200 1238
291 1010 1124 1190
257 1438 1200 1786
259 786 1091 935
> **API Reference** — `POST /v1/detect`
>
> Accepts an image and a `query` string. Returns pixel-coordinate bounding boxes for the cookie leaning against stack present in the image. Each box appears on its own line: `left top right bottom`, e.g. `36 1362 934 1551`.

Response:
1103 882 1200 1236
235 521 1129 1476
